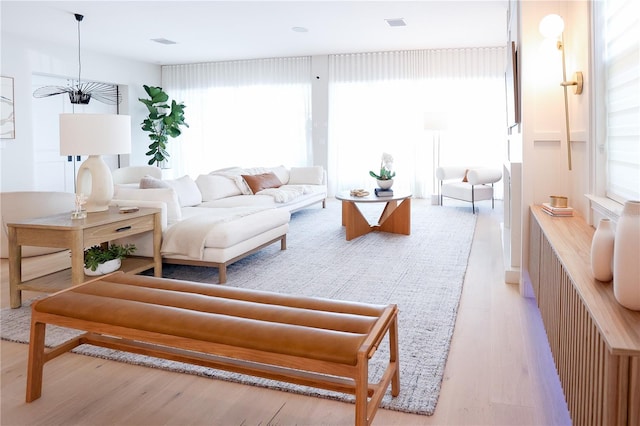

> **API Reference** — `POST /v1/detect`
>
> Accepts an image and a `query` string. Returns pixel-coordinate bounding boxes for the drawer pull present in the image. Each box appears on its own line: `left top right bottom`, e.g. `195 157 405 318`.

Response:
115 226 132 232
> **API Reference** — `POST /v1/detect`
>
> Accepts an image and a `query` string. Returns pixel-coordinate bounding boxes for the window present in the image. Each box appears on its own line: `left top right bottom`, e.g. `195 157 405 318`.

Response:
162 57 311 177
595 0 640 202
328 48 506 198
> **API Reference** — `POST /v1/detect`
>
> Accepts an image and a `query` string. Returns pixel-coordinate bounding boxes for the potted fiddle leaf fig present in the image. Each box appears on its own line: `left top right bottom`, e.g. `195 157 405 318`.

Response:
138 85 188 167
83 243 136 276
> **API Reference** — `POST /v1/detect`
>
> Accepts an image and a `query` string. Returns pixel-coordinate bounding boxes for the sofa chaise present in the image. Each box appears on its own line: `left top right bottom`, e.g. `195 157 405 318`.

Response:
111 165 327 283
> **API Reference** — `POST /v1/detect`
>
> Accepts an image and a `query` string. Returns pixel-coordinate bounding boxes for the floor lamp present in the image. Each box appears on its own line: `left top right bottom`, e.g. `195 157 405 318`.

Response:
60 113 131 213
424 112 448 205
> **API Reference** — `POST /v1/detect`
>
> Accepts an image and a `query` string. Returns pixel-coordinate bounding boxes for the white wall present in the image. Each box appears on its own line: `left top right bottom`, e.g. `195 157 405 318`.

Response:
520 1 591 294
0 32 161 191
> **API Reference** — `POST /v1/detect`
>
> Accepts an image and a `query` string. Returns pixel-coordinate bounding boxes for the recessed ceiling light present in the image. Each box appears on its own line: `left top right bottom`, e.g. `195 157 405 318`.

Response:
151 38 177 45
385 18 407 27
291 26 308 33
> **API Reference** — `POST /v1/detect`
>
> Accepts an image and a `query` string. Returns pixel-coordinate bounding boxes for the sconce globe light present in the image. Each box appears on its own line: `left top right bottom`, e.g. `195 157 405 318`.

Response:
60 114 131 212
539 14 565 38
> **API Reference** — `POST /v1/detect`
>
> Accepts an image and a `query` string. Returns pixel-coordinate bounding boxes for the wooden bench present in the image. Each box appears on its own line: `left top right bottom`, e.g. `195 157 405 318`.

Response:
26 273 400 425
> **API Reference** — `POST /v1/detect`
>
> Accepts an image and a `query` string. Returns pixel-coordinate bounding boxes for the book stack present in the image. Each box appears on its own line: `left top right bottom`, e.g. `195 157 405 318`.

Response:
375 188 394 197
542 202 574 217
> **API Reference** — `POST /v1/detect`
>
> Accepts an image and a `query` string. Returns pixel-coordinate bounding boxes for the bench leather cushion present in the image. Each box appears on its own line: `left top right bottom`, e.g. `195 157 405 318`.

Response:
33 274 387 366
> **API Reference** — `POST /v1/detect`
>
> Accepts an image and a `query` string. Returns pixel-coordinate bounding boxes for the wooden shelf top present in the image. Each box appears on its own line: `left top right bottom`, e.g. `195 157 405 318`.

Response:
531 205 640 356
7 207 160 230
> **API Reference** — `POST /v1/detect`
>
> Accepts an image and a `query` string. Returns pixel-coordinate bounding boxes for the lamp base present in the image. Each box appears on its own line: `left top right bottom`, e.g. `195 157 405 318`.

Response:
76 155 114 212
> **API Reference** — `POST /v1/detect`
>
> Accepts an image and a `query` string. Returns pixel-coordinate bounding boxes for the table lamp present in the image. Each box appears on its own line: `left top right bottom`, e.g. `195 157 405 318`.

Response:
60 113 131 212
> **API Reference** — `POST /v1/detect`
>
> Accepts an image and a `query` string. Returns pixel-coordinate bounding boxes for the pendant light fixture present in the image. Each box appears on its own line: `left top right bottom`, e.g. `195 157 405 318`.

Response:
33 13 121 105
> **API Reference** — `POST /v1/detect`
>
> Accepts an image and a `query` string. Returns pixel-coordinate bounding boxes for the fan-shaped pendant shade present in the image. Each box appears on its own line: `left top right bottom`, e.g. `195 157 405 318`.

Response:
34 82 121 105
33 13 121 105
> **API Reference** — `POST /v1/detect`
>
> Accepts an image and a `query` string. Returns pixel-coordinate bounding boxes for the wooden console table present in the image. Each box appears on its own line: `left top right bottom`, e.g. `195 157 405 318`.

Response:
8 207 162 308
529 205 640 425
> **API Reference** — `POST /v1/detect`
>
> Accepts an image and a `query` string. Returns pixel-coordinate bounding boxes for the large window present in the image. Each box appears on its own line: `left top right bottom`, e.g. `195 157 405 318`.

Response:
594 0 640 202
162 57 311 177
327 48 507 198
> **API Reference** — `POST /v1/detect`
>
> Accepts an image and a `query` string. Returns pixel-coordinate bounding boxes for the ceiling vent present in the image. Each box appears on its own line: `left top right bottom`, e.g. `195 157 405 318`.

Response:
385 18 407 27
151 38 177 45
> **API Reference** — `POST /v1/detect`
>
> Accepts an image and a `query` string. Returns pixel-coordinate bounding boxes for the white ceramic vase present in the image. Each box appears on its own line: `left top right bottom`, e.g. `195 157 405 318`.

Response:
377 179 394 190
590 218 614 282
84 258 122 276
613 200 640 311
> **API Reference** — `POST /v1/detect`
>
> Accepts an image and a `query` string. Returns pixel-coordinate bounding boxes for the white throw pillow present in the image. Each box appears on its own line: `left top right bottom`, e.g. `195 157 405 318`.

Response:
267 165 290 184
139 175 170 189
196 174 242 201
114 186 182 224
210 167 254 195
288 166 324 185
166 175 202 207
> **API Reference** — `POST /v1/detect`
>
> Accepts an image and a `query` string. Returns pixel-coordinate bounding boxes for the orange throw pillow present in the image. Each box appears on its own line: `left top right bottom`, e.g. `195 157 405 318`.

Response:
242 172 282 194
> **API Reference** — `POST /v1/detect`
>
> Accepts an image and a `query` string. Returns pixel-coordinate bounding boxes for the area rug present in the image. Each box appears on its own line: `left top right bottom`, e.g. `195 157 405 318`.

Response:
1 198 476 416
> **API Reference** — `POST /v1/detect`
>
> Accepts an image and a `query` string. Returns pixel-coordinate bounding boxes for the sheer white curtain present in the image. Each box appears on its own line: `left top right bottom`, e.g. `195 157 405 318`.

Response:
162 57 311 177
328 48 506 198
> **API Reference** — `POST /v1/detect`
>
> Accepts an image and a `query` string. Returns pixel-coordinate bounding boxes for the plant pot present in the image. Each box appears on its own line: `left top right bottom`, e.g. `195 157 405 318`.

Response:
376 179 394 190
84 258 121 276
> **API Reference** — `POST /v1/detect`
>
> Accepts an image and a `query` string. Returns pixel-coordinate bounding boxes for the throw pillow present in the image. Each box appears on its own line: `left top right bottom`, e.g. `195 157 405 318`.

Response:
139 175 170 189
288 166 324 185
166 175 203 207
241 172 282 194
196 174 242 201
267 165 290 185
114 187 182 224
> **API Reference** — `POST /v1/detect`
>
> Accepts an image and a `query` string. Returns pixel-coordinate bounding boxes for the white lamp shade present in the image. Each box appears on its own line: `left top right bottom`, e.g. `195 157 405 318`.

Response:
424 111 448 131
60 113 131 156
539 14 565 39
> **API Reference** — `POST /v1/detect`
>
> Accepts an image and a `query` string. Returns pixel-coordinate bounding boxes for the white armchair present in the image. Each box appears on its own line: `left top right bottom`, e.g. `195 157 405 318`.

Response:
436 166 502 213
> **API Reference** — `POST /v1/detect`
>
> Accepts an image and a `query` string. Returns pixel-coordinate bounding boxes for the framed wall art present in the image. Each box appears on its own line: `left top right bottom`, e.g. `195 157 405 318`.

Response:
505 41 520 129
1 76 16 139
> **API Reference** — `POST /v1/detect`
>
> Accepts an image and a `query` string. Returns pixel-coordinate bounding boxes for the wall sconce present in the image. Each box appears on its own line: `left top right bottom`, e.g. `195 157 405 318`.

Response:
539 14 584 171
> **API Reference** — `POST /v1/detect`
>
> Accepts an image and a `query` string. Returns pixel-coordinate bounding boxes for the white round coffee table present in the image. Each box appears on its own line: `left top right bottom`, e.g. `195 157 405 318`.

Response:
335 191 412 240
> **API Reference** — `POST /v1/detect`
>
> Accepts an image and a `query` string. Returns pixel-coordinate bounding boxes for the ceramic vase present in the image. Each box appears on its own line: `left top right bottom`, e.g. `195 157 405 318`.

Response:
377 179 394 190
590 218 614 282
613 200 640 311
84 258 121 276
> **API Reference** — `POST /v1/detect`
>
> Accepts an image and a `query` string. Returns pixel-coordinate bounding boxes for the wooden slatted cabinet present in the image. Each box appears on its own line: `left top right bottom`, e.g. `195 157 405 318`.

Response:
529 206 640 425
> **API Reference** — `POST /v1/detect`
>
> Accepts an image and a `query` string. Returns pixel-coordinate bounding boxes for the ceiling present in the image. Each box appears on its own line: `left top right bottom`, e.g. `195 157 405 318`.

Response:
1 1 509 66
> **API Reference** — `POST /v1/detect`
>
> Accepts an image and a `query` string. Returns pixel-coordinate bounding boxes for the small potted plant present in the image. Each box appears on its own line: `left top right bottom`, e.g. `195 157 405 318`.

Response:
369 152 396 189
83 243 136 276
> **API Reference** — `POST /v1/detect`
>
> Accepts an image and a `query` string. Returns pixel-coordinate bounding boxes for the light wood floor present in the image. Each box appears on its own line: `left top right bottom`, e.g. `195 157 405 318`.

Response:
0 202 572 425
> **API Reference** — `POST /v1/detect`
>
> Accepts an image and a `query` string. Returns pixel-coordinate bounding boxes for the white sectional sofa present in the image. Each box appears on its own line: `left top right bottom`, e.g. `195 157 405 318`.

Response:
111 165 327 283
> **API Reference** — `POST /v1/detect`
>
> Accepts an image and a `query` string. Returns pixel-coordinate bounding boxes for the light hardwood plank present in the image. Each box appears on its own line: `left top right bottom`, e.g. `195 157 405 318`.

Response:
1 201 571 425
